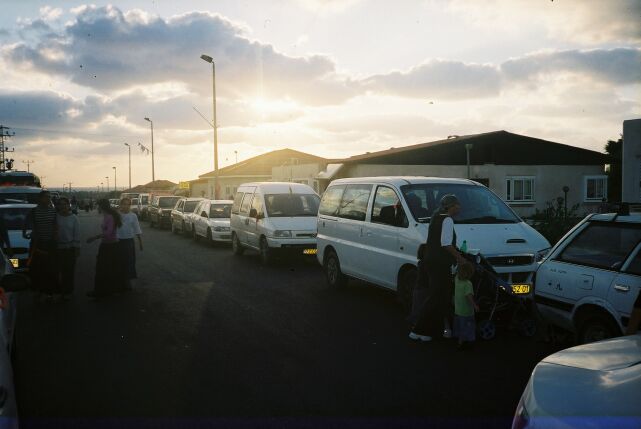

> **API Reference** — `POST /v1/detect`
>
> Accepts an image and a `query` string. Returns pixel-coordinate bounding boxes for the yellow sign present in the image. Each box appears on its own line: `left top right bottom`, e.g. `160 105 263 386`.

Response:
179 181 190 189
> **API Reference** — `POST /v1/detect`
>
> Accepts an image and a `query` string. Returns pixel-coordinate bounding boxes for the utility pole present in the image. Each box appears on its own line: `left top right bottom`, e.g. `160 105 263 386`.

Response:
68 182 72 194
124 143 132 190
105 176 110 192
0 125 16 172
113 166 117 192
22 160 34 172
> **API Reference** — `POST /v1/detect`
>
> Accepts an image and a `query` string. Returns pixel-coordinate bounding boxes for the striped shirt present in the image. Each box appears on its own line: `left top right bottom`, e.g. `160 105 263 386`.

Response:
31 206 57 242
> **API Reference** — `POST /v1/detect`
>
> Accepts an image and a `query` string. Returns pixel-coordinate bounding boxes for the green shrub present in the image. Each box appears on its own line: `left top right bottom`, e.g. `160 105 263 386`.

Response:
527 197 582 245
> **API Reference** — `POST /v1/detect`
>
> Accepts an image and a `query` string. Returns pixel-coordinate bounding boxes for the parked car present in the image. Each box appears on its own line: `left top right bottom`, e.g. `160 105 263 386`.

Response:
534 210 641 344
0 253 31 427
170 197 203 234
137 193 151 220
512 335 641 429
231 182 320 264
316 177 550 308
130 198 140 216
109 198 119 208
148 195 181 229
192 199 233 244
0 204 35 272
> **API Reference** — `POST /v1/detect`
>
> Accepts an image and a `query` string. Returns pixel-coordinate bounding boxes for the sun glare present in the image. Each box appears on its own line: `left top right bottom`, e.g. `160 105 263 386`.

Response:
250 97 298 114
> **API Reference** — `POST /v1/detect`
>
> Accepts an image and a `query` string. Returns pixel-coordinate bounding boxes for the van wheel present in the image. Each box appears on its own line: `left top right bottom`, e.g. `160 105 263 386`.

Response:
577 312 620 344
232 233 244 256
324 250 346 288
397 267 417 314
207 229 214 245
259 237 272 265
194 228 201 242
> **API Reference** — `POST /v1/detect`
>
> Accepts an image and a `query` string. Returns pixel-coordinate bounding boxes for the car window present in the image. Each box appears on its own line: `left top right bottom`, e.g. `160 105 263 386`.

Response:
184 200 199 213
240 192 253 214
319 185 346 216
251 194 263 216
558 222 641 271
337 184 372 221
159 197 180 208
176 200 184 211
371 186 407 228
624 248 641 276
232 192 244 214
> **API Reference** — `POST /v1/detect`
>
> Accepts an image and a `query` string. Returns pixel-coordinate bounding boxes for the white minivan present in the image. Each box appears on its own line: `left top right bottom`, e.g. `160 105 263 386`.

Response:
316 177 551 307
230 182 320 263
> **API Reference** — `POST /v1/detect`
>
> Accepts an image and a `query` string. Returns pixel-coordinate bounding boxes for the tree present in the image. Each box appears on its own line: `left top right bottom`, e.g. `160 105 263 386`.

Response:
605 137 622 202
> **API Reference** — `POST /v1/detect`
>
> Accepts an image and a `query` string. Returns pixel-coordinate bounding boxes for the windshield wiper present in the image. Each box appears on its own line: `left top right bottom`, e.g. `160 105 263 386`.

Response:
457 216 517 224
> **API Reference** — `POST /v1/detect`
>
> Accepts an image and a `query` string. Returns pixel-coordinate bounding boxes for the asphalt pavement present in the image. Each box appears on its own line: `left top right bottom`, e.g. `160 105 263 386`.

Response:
14 211 564 429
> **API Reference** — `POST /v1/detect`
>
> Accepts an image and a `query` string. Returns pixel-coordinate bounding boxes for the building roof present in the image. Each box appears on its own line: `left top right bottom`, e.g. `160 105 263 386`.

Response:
199 148 327 178
127 180 177 192
343 131 607 166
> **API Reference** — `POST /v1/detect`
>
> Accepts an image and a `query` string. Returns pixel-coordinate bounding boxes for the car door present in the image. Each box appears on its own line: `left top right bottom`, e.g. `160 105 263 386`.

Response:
246 193 264 249
237 190 255 246
608 243 641 327
172 200 184 227
361 185 406 288
334 184 373 278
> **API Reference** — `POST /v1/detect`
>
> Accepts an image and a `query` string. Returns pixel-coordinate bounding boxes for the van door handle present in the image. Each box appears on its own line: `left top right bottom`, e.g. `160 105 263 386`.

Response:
614 284 630 292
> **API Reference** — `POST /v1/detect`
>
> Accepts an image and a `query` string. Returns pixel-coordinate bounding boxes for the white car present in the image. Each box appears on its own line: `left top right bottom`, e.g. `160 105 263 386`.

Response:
512 335 641 429
0 203 36 272
316 177 550 308
535 209 641 344
192 199 233 243
230 183 320 264
170 197 203 235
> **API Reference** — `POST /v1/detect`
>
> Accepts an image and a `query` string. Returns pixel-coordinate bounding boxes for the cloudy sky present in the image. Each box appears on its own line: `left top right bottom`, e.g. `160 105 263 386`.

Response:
1 0 639 188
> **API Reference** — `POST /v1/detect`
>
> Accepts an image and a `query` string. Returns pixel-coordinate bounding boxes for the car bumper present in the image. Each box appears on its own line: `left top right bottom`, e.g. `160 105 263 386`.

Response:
211 231 232 242
265 238 317 255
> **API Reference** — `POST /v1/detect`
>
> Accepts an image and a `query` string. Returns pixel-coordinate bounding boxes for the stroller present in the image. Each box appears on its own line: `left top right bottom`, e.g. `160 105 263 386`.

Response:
462 252 538 340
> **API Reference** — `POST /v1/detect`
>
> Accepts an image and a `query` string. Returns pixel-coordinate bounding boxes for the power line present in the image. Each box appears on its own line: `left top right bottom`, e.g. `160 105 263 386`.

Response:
10 126 145 140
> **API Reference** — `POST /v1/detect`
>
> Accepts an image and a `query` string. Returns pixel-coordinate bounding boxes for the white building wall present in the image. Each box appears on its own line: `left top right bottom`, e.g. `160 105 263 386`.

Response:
342 164 605 217
623 119 641 203
272 163 324 193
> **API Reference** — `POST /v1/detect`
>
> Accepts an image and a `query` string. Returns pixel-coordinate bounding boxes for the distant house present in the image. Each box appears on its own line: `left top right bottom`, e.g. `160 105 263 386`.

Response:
127 179 177 194
191 148 327 199
273 131 608 217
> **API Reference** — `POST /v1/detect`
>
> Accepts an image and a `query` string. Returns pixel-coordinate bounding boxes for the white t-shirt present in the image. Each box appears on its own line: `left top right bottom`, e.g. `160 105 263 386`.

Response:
117 212 142 239
440 216 455 247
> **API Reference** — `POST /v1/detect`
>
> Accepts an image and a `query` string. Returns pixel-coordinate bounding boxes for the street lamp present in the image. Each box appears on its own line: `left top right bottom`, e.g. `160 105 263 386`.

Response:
113 166 117 192
200 53 219 199
105 176 110 192
124 143 132 190
100 182 103 193
234 150 238 164
144 117 155 182
465 143 473 179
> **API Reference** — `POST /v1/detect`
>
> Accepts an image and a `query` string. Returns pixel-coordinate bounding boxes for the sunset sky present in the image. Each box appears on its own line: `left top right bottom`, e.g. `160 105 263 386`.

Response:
1 0 639 188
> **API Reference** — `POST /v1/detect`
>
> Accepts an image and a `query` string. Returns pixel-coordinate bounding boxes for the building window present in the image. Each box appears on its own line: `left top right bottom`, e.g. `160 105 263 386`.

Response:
584 175 607 202
506 176 535 202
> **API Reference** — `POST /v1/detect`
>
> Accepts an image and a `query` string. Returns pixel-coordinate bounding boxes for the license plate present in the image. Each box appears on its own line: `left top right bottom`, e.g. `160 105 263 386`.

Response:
9 258 19 268
303 248 317 255
511 284 531 294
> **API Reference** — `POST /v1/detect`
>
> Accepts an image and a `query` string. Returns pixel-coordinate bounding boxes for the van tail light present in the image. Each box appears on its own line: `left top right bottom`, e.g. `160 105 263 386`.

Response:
511 396 530 429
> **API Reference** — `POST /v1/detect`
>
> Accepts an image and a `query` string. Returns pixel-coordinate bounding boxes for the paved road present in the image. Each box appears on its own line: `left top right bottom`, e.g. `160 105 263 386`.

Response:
14 211 563 428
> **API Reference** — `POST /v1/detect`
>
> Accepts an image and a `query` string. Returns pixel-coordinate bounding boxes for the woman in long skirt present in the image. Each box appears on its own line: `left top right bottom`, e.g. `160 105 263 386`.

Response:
117 197 143 289
56 197 80 299
86 199 124 298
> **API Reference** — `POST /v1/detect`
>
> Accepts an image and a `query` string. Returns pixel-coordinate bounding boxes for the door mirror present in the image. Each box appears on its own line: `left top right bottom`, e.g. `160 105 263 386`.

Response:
1 273 30 292
201 212 208 218
249 208 258 218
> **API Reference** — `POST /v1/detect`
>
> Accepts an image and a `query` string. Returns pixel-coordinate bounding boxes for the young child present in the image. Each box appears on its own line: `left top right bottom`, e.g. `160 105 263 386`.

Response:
454 262 479 349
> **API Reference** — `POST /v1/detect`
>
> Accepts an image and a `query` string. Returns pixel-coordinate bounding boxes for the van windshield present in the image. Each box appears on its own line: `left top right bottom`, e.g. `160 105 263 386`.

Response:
159 197 180 208
265 193 320 217
401 184 520 224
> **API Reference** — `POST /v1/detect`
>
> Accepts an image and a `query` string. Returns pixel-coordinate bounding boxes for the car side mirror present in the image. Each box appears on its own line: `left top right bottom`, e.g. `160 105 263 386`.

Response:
249 208 257 218
1 273 30 292
201 212 208 218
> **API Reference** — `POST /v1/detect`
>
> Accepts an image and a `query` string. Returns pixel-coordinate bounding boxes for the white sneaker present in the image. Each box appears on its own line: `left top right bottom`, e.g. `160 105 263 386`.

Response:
443 329 453 339
409 332 432 342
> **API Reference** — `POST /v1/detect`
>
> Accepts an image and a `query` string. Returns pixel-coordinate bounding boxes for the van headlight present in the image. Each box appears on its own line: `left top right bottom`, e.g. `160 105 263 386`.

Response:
535 248 550 262
273 230 292 238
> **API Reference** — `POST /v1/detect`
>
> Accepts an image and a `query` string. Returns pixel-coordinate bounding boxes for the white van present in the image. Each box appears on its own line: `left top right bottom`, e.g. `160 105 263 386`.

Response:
230 182 320 263
316 177 551 307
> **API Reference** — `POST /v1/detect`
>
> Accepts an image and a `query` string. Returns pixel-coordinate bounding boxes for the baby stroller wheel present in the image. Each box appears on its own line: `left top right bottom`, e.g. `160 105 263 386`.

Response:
478 319 496 340
519 318 537 338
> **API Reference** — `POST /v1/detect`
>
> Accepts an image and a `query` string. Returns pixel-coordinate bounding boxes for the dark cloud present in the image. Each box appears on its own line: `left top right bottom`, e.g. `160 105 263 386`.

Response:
501 48 641 85
5 5 357 105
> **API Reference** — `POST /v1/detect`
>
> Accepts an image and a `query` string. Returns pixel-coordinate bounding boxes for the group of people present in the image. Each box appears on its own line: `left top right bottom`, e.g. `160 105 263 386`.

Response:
409 194 479 349
23 191 143 301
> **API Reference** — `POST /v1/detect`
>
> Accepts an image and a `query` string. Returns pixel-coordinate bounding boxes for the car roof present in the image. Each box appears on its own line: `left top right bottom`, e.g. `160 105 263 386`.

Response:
328 176 480 187
588 213 641 223
237 182 317 194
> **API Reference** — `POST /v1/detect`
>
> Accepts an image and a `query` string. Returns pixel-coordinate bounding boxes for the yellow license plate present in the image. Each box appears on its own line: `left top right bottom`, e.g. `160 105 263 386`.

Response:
303 248 317 255
511 284 531 294
9 258 19 268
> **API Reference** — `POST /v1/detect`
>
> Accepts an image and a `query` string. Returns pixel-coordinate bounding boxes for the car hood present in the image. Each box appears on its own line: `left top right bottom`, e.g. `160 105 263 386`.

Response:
208 219 230 227
267 216 317 231
526 336 641 420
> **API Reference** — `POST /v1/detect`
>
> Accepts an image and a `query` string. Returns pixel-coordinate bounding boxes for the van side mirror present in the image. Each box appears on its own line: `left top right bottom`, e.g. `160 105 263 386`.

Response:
1 273 30 292
201 212 208 218
249 208 257 218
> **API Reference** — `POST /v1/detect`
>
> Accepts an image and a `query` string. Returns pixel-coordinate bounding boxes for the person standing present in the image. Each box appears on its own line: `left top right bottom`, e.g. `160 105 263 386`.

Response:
86 199 123 298
23 191 58 300
453 262 479 349
409 194 467 342
56 197 80 300
117 197 143 289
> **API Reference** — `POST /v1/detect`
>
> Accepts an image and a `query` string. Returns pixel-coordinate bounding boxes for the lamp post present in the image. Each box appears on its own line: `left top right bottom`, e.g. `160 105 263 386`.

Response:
124 143 132 190
144 117 155 182
113 166 117 192
105 176 110 193
465 143 473 179
22 160 34 172
100 182 103 193
200 54 219 199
